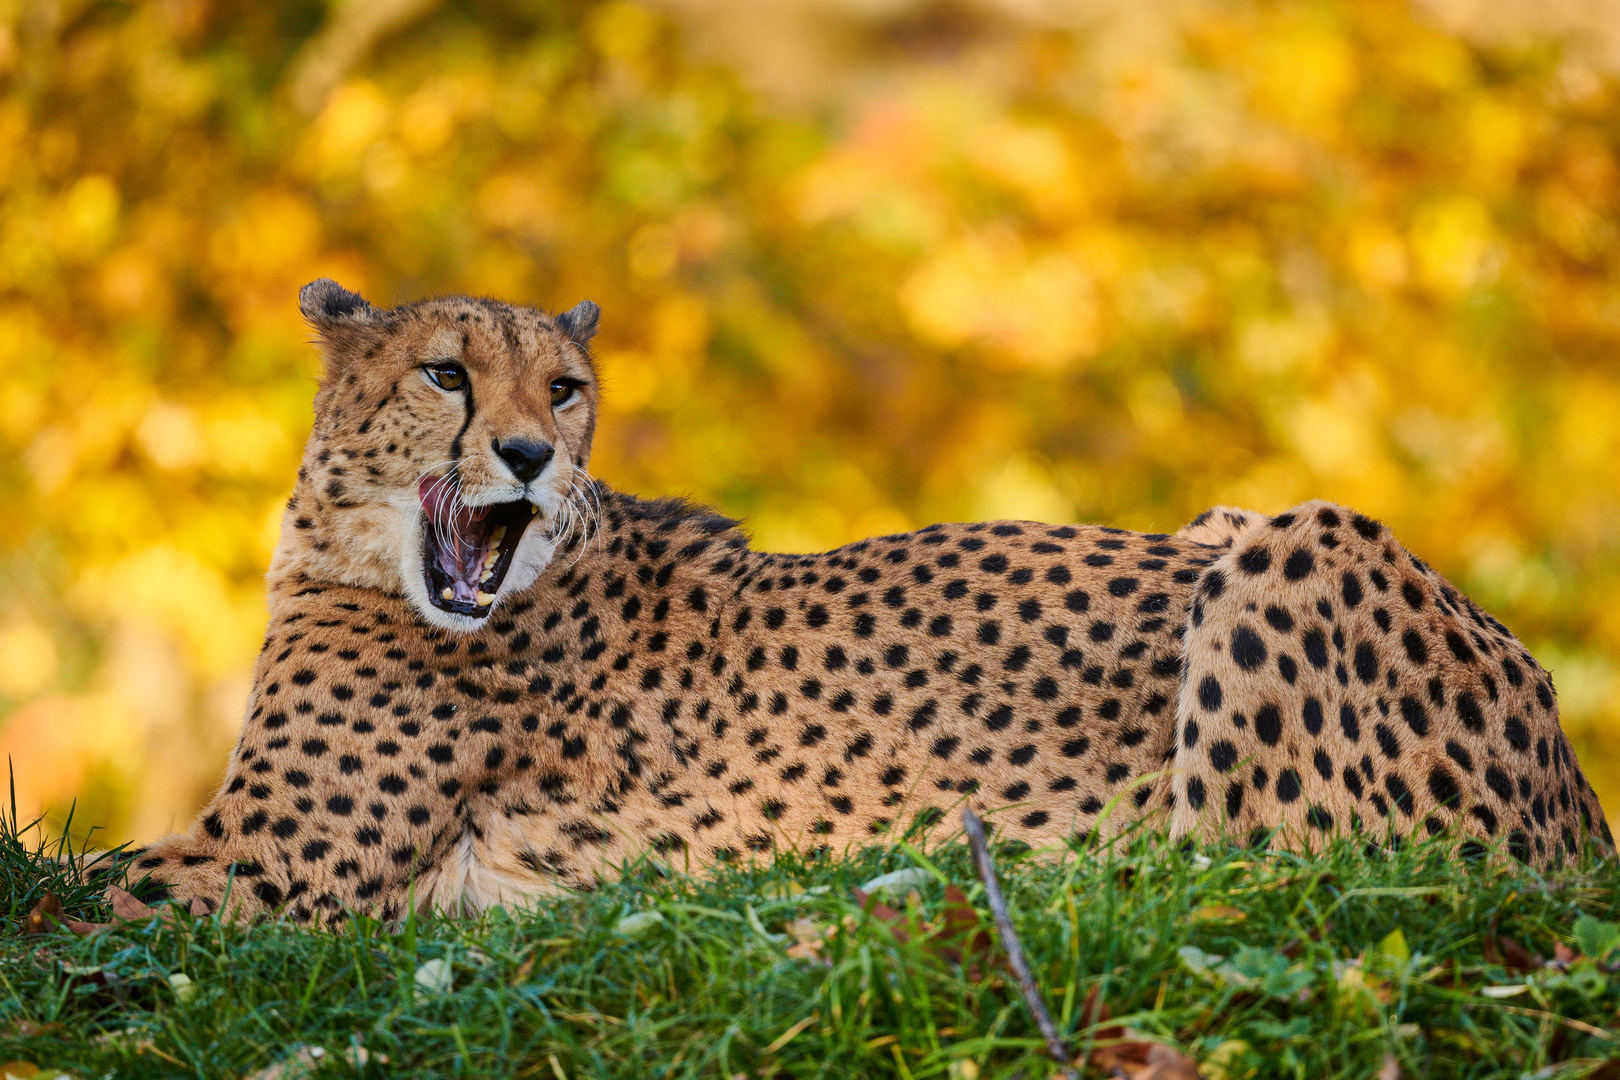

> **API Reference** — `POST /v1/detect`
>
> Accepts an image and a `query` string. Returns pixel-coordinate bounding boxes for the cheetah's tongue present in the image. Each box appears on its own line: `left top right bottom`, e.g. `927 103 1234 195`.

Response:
418 477 493 602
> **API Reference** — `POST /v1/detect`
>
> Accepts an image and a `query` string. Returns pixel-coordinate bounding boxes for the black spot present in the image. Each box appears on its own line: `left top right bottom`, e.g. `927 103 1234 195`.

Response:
1485 765 1513 802
1275 769 1301 803
1427 765 1461 809
1375 723 1400 759
1353 642 1378 684
1398 696 1429 736
1455 692 1484 732
1385 774 1413 816
1302 697 1323 735
1255 704 1283 746
1231 625 1267 671
1303 630 1328 670
1209 739 1237 772
1198 675 1222 711
1237 547 1271 575
1282 549 1314 580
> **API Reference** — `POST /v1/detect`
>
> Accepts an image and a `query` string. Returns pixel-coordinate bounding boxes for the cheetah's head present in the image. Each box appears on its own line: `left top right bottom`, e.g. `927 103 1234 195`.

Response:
275 279 601 632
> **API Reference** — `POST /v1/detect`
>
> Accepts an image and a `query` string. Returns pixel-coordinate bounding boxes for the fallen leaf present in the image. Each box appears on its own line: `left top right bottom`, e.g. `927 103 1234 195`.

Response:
24 894 106 937
939 884 994 976
1553 941 1578 966
106 887 163 923
849 883 997 978
245 1045 328 1080
1202 1040 1251 1080
413 958 454 997
1278 923 1330 960
1142 1043 1205 1079
1492 936 1540 974
167 972 196 1003
783 916 831 963
1189 905 1246 923
25 896 63 935
860 868 932 895
1376 1053 1400 1080
614 911 665 938
0 1063 40 1080
1480 984 1531 998
1375 929 1410 968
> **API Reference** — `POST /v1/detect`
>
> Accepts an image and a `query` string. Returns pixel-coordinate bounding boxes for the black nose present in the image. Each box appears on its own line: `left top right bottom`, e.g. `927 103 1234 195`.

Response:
494 438 555 482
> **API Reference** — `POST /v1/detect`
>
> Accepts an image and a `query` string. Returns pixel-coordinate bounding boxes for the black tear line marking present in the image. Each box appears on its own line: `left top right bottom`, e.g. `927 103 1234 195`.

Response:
448 378 477 463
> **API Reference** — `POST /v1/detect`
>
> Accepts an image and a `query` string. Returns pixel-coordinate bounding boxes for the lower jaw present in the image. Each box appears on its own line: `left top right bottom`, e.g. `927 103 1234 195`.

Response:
421 504 540 618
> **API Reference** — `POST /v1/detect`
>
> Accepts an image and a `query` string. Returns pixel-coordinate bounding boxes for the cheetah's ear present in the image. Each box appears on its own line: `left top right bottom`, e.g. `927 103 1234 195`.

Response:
299 279 375 327
555 300 600 347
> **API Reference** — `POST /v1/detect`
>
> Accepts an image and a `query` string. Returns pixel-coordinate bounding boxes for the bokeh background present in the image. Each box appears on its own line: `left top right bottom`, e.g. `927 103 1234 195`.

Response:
2 0 1619 843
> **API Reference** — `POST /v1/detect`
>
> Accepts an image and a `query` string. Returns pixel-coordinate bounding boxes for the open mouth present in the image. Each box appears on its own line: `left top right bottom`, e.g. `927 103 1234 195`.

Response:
418 477 538 618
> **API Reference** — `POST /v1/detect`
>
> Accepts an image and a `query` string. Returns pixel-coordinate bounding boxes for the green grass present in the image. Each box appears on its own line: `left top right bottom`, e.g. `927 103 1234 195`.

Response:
1 809 1617 1079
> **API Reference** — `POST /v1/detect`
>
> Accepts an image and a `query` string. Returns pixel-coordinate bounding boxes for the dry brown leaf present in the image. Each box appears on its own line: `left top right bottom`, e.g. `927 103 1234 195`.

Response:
1376 1052 1400 1080
106 886 164 923
1079 988 1205 1079
27 892 111 937
24 895 63 935
850 883 999 979
1553 941 1578 965
1141 1043 1205 1080
1279 922 1331 960
0 1062 41 1079
1493 936 1540 974
1189 905 1246 923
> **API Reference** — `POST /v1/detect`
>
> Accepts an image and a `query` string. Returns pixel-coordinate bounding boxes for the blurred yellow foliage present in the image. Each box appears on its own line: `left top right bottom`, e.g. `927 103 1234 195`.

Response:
1 0 1619 839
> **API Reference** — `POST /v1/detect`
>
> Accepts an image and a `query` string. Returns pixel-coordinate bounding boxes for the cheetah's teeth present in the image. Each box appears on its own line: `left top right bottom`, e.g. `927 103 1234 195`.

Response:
491 525 506 545
530 503 539 515
475 591 496 606
440 587 454 601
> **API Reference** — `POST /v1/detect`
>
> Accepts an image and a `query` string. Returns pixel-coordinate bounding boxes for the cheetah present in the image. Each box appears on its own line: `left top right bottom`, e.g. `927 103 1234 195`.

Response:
115 280 1612 924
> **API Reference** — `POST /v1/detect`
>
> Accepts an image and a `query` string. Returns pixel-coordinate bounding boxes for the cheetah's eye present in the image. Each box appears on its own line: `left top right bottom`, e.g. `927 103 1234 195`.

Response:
550 379 584 408
424 363 467 392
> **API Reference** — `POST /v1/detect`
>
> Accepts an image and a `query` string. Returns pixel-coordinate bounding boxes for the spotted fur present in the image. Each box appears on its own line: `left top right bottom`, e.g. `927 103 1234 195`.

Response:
117 284 1613 923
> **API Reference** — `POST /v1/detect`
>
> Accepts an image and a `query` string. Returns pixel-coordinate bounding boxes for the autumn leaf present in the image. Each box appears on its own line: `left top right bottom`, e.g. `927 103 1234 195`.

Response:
106 886 164 923
1078 987 1205 1079
26 893 111 937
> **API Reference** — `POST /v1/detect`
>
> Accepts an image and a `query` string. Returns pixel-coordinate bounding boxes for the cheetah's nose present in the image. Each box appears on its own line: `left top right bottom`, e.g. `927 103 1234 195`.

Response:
493 438 555 482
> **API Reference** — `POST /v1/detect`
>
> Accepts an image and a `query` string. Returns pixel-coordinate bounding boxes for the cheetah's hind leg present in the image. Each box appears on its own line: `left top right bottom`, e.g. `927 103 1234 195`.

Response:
1166 499 1612 867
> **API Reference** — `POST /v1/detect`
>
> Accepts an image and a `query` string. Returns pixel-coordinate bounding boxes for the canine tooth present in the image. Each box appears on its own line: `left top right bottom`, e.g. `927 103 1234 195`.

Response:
530 503 538 515
491 525 506 545
475 591 496 606
440 587 454 601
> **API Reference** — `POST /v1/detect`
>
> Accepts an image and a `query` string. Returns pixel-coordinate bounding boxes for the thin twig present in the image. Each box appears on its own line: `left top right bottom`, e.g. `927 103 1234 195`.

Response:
962 807 1078 1080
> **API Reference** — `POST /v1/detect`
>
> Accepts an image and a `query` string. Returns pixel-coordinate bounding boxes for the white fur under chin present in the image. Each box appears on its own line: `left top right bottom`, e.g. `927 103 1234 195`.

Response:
397 494 566 634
